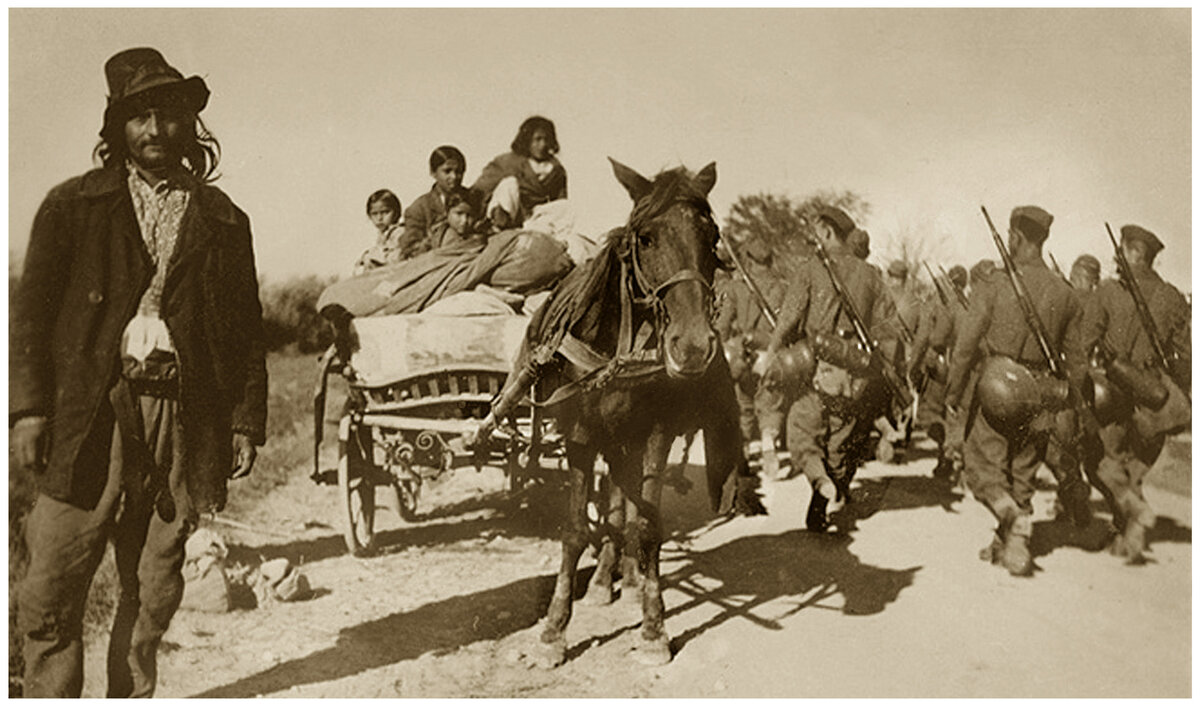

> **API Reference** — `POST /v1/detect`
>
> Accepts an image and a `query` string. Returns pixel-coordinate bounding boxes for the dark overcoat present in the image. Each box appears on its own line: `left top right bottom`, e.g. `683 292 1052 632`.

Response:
471 151 568 221
10 166 268 512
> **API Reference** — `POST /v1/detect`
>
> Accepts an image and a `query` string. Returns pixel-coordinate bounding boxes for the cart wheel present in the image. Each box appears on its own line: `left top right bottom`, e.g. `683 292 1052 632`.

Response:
338 424 376 556
395 476 421 522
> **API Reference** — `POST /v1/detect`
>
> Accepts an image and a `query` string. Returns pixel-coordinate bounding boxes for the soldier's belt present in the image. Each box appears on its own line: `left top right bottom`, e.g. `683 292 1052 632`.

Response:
811 331 871 374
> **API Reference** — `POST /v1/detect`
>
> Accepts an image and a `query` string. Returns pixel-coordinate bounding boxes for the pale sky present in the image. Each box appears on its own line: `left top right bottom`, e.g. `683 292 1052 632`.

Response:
7 8 1192 290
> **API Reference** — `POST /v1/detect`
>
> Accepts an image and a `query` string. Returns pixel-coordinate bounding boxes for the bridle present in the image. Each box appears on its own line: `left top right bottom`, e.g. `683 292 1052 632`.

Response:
619 206 719 365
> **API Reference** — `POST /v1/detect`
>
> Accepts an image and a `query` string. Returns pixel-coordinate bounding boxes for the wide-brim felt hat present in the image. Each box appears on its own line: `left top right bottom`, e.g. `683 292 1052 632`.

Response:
102 48 209 131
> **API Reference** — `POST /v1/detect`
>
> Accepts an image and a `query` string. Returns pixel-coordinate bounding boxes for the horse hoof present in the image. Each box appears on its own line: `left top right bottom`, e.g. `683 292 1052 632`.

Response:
631 636 672 666
582 583 615 606
528 637 567 669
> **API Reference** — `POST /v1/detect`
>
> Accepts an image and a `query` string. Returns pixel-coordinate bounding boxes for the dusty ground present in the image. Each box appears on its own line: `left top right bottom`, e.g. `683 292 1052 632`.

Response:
81 432 1190 698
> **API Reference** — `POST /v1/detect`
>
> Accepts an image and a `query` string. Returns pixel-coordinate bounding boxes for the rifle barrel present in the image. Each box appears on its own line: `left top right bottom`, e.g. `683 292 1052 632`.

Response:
937 264 970 310
724 239 778 329
1105 223 1170 370
981 206 1062 377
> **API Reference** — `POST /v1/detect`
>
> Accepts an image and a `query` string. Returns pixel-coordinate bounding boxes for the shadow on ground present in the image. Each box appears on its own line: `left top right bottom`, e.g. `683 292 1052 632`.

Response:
1031 512 1191 560
850 474 965 517
227 480 570 567
198 522 919 697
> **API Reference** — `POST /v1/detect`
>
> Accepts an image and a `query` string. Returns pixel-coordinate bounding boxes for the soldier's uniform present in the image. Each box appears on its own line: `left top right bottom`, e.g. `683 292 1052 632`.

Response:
946 207 1086 576
767 206 900 531
1043 254 1103 529
714 253 785 445
909 266 967 476
1079 226 1190 563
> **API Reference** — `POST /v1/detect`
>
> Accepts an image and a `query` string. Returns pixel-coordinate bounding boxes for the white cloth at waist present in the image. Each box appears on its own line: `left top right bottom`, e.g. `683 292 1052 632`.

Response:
121 314 175 361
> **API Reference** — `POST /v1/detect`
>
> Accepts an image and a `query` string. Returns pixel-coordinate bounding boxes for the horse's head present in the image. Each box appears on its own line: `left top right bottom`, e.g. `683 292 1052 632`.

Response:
610 158 720 379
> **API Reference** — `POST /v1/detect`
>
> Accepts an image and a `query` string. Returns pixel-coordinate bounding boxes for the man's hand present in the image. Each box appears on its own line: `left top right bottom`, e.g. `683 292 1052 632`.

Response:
231 432 257 479
12 416 49 472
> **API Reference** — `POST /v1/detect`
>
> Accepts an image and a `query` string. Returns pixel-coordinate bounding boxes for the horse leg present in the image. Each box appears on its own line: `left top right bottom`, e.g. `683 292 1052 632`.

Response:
583 473 623 606
630 428 673 666
533 440 595 668
617 488 644 608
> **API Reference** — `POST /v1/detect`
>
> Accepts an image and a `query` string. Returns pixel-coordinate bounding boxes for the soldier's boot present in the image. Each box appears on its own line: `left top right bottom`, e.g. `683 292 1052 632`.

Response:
1001 514 1034 577
1119 499 1155 566
1057 478 1094 529
805 477 837 532
980 498 1019 565
979 533 1004 564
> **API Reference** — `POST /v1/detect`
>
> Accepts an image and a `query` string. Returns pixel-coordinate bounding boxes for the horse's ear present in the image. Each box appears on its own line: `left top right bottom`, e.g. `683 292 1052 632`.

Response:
693 162 717 196
609 158 652 201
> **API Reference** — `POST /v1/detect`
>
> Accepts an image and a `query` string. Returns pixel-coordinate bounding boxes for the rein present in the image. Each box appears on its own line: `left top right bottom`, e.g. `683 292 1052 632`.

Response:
469 192 721 440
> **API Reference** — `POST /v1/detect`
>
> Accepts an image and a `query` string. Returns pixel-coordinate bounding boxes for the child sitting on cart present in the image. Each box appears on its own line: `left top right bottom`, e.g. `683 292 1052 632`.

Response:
354 189 404 275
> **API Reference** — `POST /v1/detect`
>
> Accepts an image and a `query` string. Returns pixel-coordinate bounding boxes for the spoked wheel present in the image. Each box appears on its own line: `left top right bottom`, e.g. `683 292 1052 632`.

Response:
338 420 376 556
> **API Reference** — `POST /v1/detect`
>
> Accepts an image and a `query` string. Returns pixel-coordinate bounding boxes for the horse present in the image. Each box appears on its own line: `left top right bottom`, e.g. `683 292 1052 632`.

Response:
510 158 762 668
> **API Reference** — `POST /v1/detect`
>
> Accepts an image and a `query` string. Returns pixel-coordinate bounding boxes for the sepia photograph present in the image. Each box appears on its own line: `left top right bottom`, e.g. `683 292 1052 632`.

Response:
7 7 1192 698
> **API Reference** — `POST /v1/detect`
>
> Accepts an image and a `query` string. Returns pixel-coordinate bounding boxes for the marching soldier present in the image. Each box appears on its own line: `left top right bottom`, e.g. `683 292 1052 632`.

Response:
910 265 967 478
765 206 900 532
1044 252 1104 530
715 237 785 467
1070 254 1101 293
1080 225 1190 564
946 207 1087 577
940 260 999 483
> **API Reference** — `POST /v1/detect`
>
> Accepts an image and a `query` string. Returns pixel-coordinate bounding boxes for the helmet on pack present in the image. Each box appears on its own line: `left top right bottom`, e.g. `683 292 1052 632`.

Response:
975 356 1069 434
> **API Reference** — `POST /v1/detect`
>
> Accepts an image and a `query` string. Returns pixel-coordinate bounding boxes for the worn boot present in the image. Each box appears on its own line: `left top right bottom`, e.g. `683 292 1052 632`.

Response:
979 532 1004 563
805 478 836 532
1057 477 1094 529
1002 514 1034 577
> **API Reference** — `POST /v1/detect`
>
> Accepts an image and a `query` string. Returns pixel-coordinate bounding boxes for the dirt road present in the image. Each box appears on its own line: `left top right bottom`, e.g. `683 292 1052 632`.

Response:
82 435 1190 697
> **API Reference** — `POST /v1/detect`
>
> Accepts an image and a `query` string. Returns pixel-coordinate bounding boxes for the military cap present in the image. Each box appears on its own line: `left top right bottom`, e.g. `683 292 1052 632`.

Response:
947 265 968 289
887 260 908 278
1009 205 1053 245
970 259 998 286
743 236 773 264
1120 224 1164 259
817 205 856 238
848 228 871 259
1071 254 1101 279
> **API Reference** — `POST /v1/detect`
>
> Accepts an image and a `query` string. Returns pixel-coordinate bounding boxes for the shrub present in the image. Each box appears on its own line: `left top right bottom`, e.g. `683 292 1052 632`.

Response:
258 274 338 353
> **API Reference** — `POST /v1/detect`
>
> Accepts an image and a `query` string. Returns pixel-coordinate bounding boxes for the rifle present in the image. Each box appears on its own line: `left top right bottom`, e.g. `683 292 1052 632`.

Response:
938 264 970 310
1048 252 1070 285
923 261 950 308
1105 223 1171 372
981 206 1063 378
723 239 777 329
806 225 913 408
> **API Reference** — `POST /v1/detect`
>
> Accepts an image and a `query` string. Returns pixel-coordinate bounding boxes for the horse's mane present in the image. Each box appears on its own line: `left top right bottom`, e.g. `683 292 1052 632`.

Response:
527 166 713 357
615 167 714 249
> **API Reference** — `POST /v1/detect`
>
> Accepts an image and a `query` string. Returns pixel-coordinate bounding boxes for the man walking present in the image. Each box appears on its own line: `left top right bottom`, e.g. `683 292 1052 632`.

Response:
946 206 1086 577
765 206 900 532
1080 226 1189 564
10 47 268 697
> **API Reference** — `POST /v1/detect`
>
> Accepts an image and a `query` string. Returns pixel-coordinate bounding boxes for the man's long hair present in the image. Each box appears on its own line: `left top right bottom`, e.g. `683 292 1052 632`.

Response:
93 108 221 183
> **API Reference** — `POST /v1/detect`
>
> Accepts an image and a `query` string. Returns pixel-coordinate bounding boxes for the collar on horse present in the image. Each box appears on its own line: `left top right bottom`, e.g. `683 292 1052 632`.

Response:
536 236 712 407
